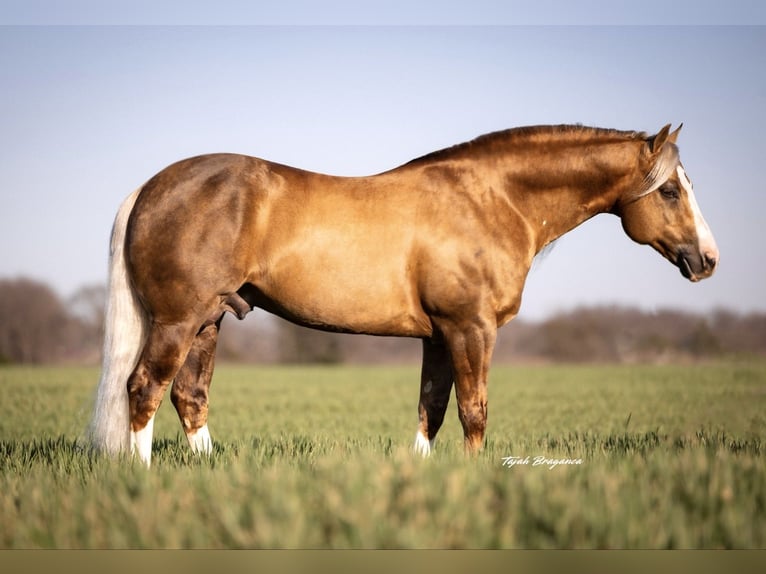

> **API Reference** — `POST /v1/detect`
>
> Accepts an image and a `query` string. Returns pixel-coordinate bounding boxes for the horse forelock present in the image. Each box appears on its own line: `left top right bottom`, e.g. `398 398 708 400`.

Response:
632 142 681 200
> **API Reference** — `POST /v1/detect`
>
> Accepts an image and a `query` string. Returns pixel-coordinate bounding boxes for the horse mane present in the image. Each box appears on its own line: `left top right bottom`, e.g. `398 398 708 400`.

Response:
403 124 679 200
403 124 649 167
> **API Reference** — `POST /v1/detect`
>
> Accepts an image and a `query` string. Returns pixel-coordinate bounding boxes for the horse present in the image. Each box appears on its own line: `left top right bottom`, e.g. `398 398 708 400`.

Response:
87 124 718 466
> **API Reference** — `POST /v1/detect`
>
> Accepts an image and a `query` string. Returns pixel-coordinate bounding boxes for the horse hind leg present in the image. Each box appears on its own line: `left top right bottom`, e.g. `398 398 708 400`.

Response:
171 319 221 455
414 337 454 456
127 319 200 466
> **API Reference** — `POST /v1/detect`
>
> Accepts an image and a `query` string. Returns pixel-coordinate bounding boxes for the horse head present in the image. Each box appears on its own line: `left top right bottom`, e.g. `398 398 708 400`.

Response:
617 124 719 282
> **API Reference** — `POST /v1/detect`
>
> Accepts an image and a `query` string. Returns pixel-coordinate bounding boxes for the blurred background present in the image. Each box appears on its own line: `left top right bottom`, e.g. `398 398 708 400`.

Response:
1 9 764 365
1 276 763 365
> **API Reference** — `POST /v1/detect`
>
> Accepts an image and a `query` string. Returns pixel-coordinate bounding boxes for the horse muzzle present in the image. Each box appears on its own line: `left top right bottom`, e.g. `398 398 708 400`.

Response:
677 246 718 282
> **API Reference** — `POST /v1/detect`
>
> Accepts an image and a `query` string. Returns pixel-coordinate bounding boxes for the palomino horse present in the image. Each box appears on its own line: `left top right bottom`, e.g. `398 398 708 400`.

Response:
88 124 718 466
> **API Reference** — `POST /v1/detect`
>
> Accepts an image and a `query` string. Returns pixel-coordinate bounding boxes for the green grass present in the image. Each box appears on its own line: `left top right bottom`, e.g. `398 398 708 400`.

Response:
0 361 764 548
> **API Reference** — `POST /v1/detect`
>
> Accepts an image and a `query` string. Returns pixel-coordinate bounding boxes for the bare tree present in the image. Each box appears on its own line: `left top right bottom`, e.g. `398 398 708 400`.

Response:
0 278 77 363
68 284 106 331
66 283 107 363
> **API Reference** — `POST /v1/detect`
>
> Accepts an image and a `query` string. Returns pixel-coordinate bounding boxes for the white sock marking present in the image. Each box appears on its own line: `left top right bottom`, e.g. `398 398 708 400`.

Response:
186 424 213 455
413 430 434 457
130 414 155 467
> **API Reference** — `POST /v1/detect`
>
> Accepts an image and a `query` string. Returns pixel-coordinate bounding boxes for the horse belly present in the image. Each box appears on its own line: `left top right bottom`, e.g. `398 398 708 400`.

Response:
253 234 429 337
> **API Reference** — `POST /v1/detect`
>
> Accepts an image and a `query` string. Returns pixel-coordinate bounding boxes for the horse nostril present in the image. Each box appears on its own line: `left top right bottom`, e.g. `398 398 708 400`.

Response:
705 253 718 270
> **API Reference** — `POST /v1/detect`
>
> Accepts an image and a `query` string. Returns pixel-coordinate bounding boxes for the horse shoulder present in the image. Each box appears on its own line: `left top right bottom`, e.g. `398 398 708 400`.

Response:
405 169 535 326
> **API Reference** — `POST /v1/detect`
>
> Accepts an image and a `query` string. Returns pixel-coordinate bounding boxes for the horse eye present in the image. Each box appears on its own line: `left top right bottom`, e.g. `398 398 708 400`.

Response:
659 184 680 200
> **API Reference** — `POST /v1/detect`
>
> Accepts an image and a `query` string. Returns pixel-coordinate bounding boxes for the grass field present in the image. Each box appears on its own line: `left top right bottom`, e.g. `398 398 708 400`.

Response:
0 360 764 549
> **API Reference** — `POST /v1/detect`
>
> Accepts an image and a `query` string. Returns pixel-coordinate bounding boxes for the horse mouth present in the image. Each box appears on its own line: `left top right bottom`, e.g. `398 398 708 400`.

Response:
677 254 697 281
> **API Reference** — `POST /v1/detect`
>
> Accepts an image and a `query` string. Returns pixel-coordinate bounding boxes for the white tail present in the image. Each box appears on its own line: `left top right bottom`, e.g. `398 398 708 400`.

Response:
87 187 149 455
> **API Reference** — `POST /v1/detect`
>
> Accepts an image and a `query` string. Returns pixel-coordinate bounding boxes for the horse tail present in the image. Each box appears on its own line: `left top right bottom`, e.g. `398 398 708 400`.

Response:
86 186 149 455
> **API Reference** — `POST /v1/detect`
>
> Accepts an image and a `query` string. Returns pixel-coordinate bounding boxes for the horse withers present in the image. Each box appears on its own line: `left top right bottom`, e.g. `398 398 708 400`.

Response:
88 124 718 466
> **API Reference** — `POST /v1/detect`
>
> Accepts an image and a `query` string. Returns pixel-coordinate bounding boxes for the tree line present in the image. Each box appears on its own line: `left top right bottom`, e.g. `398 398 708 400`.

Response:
1 276 764 365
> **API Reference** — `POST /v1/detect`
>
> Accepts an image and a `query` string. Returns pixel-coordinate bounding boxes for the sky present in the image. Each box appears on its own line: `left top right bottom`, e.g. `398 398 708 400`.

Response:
1 5 765 322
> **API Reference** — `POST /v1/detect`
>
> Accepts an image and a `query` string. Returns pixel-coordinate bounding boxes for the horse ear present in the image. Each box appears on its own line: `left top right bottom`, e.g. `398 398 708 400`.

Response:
649 124 672 153
667 123 683 144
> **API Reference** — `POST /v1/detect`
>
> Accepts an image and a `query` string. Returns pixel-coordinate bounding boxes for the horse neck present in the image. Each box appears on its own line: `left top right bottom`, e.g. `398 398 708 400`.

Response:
496 138 644 253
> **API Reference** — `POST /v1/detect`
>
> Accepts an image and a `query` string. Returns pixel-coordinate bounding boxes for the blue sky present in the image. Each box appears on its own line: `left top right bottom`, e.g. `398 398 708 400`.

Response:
0 13 764 320
1 1 764 25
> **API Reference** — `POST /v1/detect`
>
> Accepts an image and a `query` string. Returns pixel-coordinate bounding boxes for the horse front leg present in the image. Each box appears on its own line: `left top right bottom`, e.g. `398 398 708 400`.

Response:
170 319 221 455
414 337 454 456
435 317 497 454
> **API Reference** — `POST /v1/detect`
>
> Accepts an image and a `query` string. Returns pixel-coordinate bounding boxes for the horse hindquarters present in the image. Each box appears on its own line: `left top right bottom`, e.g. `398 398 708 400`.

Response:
87 185 200 467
